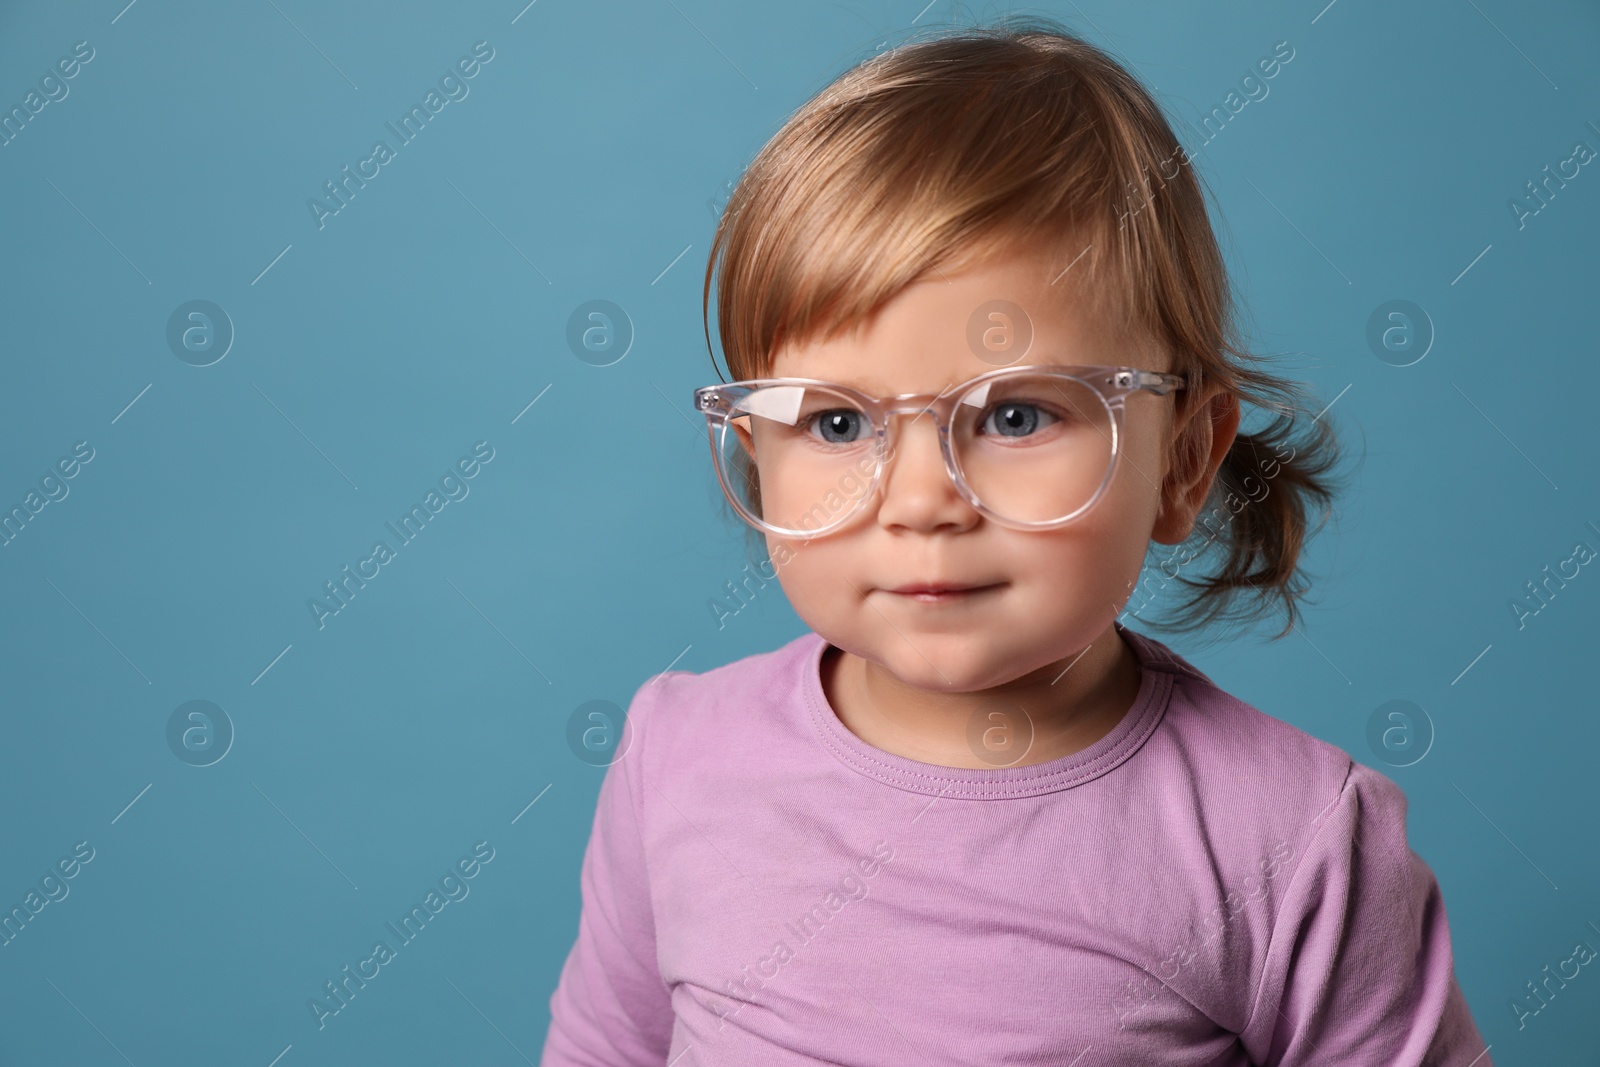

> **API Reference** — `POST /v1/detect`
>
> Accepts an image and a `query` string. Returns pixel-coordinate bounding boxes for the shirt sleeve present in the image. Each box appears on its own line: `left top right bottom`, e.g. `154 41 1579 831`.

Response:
540 675 676 1066
1239 760 1494 1066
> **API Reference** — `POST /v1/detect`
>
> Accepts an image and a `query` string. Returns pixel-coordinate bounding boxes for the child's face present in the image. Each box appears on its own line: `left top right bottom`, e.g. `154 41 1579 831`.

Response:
764 244 1221 693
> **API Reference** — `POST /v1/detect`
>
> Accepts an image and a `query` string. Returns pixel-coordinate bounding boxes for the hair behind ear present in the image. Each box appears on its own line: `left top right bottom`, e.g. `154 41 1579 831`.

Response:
1149 389 1348 641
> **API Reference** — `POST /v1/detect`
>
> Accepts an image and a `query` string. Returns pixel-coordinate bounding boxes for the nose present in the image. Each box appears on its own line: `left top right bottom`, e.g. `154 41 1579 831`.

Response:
872 408 980 534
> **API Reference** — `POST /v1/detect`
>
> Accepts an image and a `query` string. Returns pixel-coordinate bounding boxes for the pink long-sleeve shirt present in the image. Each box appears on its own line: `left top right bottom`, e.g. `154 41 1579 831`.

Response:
541 622 1492 1065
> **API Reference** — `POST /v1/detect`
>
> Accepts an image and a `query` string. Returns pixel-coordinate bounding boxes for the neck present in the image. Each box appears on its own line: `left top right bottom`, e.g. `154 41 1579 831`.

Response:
823 622 1142 769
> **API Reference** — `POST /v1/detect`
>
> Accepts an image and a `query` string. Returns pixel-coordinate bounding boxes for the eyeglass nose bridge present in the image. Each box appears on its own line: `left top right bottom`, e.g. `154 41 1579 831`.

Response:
862 392 976 510
872 388 969 435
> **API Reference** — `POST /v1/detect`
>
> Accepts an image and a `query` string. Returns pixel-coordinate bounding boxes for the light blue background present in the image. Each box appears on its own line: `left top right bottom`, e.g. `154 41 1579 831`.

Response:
2 0 1596 1063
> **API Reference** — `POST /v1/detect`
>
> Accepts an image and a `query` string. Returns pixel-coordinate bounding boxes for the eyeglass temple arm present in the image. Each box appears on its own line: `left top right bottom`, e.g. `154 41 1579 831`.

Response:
1125 370 1186 395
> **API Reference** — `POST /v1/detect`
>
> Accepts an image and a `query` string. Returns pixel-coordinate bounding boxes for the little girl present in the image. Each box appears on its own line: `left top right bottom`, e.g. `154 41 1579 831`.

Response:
541 17 1493 1066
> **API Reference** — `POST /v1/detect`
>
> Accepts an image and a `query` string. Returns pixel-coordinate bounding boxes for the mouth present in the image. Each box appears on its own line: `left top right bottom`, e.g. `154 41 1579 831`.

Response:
883 582 1004 603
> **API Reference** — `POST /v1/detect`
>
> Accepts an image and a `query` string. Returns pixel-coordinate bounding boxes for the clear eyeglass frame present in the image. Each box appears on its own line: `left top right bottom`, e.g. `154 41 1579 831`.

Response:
692 363 1187 539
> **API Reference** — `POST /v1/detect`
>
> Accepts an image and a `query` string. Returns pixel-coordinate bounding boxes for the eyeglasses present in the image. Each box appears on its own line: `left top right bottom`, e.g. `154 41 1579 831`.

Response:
693 363 1186 539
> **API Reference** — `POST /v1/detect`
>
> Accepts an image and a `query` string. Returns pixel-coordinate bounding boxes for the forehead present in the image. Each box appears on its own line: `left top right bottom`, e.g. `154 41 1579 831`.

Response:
767 245 1157 393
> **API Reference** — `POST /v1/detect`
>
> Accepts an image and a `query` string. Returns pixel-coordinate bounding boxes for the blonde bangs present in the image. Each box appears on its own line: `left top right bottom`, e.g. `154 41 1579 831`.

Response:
705 27 1190 381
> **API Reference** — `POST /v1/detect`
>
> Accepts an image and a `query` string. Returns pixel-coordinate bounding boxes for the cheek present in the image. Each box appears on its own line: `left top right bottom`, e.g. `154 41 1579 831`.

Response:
766 537 837 609
1008 495 1153 605
1095 486 1162 581
1102 428 1169 537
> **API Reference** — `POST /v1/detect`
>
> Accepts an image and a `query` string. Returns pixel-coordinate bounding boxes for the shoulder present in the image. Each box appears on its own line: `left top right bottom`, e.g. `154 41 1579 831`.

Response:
1121 625 1368 861
618 630 821 771
1128 631 1436 906
1125 626 1355 794
633 630 818 709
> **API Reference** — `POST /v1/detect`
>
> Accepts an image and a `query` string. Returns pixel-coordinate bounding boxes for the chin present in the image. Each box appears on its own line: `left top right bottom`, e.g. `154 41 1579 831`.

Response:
874 638 1014 693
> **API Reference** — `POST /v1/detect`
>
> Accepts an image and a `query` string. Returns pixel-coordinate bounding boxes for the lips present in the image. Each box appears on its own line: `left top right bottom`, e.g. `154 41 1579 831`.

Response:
886 582 995 595
882 581 1005 603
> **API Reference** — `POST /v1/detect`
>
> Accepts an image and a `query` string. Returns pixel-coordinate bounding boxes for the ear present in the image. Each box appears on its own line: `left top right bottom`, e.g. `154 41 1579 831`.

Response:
731 415 756 457
1152 389 1241 545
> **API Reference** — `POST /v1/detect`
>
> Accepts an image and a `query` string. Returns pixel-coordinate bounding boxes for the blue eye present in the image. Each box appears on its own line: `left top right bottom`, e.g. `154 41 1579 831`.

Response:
808 409 869 444
981 402 1058 438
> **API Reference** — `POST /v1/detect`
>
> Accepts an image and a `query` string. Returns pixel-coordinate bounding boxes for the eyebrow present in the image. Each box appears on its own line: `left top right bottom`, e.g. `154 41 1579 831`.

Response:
796 361 1077 395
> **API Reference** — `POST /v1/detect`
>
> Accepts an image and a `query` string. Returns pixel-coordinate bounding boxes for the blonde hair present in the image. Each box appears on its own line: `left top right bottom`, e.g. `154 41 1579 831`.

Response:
700 15 1346 641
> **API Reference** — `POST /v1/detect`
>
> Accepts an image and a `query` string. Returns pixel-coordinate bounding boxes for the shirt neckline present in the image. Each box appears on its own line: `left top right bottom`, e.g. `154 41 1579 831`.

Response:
801 621 1175 800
